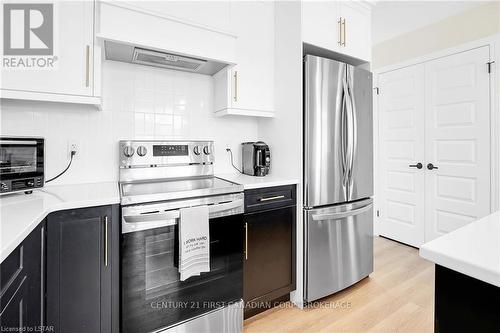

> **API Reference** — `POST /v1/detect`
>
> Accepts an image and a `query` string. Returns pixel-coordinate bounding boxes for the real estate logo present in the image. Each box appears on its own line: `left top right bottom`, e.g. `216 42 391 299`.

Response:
2 3 57 69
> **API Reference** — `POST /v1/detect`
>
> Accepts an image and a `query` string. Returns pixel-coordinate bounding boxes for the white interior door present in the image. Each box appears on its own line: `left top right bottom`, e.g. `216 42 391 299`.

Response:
378 64 426 247
424 46 491 241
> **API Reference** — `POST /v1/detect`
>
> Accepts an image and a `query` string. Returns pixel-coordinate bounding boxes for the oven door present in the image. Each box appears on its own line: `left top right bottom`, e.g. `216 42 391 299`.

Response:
0 137 44 190
121 195 244 333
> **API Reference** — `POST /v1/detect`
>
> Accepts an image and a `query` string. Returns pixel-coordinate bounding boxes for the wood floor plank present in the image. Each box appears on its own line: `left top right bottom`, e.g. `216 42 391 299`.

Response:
244 237 434 333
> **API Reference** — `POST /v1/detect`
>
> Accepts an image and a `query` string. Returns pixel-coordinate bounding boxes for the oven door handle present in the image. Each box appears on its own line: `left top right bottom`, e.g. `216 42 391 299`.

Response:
122 210 179 224
0 140 38 145
122 199 244 227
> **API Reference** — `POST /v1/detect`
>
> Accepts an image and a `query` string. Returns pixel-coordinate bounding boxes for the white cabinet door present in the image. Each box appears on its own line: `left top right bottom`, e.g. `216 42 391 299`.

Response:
302 1 340 52
339 1 371 61
1 1 94 97
378 64 426 247
214 1 274 117
424 46 491 241
230 0 274 113
124 1 232 33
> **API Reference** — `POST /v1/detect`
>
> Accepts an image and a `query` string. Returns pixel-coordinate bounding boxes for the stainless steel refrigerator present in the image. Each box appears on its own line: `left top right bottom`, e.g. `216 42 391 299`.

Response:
304 55 374 302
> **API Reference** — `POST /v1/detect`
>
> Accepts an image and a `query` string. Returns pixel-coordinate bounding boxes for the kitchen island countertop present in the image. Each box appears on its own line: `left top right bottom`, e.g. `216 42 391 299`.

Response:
420 211 500 287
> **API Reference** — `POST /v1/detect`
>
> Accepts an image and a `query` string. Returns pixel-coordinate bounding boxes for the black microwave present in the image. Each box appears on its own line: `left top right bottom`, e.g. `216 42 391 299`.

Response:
0 137 44 194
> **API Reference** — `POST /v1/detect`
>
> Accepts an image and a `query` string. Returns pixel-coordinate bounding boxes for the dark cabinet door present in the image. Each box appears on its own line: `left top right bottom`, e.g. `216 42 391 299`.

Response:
46 205 118 333
0 222 44 331
0 277 28 329
244 206 296 304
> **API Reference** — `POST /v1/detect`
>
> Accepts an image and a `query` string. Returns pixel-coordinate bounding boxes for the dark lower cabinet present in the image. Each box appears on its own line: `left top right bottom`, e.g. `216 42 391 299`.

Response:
46 205 119 333
243 185 296 318
435 265 500 332
0 222 44 331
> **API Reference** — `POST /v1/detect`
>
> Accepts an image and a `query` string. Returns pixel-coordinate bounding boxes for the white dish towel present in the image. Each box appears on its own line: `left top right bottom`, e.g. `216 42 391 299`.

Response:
178 205 210 281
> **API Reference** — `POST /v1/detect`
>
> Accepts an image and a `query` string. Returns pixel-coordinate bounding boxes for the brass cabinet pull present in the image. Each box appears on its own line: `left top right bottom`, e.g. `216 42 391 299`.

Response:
259 195 285 202
233 70 238 102
342 18 346 46
85 45 90 87
338 18 342 45
338 17 346 46
244 222 248 260
104 216 108 267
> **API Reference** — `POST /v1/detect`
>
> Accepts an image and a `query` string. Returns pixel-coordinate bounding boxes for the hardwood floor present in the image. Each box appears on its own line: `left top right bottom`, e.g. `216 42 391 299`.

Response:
244 236 434 333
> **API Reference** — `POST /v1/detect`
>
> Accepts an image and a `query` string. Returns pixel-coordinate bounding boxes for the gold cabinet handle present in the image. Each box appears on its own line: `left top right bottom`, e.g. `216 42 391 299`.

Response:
338 18 343 45
104 216 108 267
244 222 248 260
259 195 285 202
342 18 346 47
85 45 90 87
233 70 238 102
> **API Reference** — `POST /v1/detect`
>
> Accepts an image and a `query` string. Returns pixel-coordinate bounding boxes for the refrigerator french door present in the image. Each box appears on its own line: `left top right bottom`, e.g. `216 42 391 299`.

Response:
304 55 374 302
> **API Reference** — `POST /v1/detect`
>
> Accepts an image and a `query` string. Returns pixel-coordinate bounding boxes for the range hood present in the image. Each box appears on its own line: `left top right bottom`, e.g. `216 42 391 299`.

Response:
104 40 229 75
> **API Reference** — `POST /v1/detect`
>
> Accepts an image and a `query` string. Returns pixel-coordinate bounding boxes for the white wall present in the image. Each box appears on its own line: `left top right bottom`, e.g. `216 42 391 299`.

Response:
372 1 500 69
258 0 303 307
0 61 259 185
372 1 488 45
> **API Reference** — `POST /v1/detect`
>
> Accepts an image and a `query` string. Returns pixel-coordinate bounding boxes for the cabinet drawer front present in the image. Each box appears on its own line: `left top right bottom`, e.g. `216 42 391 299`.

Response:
245 185 296 213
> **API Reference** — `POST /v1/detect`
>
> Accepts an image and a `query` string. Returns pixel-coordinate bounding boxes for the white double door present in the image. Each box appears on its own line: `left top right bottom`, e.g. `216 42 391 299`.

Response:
378 46 491 247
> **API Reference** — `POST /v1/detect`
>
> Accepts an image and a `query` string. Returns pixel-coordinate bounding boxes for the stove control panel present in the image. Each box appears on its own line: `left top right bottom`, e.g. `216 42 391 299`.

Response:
119 140 214 168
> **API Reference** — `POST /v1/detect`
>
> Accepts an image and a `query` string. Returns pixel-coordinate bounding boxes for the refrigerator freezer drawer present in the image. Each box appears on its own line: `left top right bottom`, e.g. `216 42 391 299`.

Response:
304 198 374 302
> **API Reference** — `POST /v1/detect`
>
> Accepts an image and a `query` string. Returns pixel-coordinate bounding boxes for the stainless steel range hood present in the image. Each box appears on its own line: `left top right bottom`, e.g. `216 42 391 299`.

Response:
104 40 229 75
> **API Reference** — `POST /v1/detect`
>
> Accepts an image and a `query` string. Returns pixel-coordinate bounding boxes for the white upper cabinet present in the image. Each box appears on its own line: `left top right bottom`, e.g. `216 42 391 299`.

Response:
124 1 232 33
302 1 340 52
339 1 372 61
0 1 101 106
214 1 275 117
97 1 236 67
302 0 372 62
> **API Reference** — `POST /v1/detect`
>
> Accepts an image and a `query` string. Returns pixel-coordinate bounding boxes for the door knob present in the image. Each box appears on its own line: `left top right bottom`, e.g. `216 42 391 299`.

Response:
427 163 438 170
409 163 423 169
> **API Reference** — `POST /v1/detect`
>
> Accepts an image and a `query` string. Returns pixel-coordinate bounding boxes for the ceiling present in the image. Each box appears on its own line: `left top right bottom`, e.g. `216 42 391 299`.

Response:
372 0 490 45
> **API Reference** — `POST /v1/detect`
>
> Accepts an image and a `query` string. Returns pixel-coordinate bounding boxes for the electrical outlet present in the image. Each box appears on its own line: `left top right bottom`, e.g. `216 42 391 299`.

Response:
69 141 78 156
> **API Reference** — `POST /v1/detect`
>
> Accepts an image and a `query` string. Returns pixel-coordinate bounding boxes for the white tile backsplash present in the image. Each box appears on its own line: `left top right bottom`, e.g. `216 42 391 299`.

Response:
0 60 258 185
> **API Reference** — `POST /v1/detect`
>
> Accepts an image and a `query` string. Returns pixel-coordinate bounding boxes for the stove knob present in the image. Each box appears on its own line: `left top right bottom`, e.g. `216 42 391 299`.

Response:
123 146 134 157
193 145 201 155
137 146 147 157
203 145 211 155
0 183 8 191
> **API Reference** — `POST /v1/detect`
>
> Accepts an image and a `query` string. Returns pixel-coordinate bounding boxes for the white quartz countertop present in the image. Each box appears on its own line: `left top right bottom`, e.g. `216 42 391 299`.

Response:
216 173 299 190
0 182 120 263
419 211 500 287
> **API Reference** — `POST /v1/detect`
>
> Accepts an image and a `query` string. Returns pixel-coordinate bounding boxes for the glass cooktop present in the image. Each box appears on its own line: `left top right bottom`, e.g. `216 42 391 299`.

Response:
120 177 243 205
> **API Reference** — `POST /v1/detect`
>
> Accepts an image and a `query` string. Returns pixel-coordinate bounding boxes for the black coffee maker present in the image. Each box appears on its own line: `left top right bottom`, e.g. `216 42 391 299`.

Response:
241 141 270 176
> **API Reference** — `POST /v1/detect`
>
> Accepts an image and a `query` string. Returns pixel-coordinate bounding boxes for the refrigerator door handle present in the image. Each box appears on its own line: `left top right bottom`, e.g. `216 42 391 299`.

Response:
341 74 350 187
311 202 373 221
346 70 357 185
